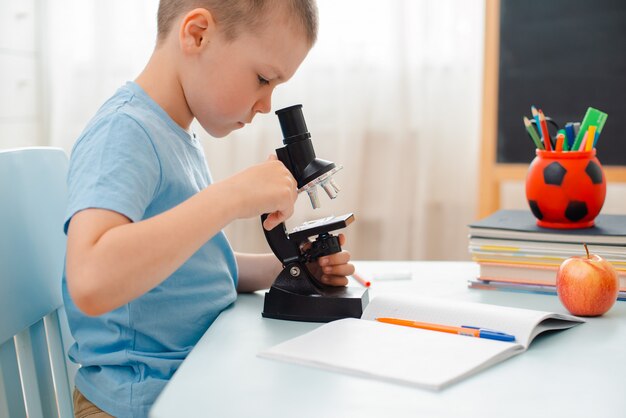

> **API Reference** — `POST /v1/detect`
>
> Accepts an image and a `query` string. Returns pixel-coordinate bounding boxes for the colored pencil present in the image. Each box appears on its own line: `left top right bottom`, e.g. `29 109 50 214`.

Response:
538 109 552 151
523 117 544 150
531 106 542 141
557 129 568 151
585 125 597 151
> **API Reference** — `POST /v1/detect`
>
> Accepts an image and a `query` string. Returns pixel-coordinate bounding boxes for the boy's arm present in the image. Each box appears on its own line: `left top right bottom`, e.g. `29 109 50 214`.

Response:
234 252 282 293
66 158 296 316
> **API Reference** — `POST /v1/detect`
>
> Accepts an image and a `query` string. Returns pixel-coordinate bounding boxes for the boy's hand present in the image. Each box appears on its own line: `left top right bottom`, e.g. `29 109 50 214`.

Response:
225 155 297 230
306 234 354 286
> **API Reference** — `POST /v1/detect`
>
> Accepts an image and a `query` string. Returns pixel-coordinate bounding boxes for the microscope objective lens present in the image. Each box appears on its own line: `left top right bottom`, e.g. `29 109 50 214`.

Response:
321 180 338 199
307 187 320 209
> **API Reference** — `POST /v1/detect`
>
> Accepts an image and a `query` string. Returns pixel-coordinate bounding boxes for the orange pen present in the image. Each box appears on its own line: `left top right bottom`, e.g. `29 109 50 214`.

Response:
376 318 515 342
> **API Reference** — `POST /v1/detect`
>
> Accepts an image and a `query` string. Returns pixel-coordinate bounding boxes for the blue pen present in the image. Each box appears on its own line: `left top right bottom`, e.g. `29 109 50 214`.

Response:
564 122 576 150
461 325 516 342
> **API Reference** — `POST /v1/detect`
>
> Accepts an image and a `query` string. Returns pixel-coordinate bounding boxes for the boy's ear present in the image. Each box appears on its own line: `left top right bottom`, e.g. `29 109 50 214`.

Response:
179 8 216 53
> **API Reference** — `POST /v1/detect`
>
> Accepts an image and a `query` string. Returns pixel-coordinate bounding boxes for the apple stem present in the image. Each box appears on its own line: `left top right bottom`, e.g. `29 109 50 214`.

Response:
583 243 589 259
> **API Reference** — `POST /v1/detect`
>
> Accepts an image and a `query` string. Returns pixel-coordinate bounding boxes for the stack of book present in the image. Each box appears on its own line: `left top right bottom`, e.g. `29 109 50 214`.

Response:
468 210 626 300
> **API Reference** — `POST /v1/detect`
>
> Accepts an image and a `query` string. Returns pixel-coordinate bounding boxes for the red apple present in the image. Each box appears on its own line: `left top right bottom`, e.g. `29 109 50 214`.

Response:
556 244 619 316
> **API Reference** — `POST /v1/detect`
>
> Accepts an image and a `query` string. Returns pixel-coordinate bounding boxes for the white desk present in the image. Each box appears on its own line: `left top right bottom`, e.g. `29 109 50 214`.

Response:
151 261 625 418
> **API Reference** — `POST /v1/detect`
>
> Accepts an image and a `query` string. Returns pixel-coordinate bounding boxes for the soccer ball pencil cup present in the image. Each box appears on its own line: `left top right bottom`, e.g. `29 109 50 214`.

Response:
525 149 606 229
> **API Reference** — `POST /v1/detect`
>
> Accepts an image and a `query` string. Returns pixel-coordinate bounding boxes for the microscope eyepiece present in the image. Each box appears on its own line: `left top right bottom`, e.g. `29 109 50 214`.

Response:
275 104 311 144
274 104 342 208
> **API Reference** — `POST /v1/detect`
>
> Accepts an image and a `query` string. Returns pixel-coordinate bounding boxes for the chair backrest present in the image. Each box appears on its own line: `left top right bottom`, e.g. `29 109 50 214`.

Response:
0 148 73 418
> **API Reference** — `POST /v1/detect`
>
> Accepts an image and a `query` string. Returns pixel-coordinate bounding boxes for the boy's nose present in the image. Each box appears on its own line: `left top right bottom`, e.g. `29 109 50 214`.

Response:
253 93 272 115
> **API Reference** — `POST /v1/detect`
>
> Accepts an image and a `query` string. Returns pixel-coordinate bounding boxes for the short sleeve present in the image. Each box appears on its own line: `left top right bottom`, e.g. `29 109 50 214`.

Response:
64 113 161 233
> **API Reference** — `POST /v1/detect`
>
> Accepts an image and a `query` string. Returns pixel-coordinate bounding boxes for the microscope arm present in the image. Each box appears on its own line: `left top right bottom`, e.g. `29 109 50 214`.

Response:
260 214 301 265
260 214 323 296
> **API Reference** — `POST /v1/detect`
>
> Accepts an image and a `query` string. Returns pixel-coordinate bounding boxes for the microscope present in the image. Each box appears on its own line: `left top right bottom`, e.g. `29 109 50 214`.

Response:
261 104 369 322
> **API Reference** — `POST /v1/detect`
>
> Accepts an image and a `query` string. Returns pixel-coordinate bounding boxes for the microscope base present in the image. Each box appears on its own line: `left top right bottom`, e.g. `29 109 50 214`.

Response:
262 285 370 322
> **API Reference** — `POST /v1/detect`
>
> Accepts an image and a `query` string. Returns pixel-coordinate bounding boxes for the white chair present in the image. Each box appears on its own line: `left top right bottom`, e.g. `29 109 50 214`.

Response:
0 147 73 418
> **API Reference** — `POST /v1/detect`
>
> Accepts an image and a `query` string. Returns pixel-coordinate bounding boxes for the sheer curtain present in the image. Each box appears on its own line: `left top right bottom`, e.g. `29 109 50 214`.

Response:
44 0 485 261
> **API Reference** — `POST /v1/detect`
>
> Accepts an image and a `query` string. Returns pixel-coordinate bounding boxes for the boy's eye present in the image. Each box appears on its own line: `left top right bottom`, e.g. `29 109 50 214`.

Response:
258 75 270 86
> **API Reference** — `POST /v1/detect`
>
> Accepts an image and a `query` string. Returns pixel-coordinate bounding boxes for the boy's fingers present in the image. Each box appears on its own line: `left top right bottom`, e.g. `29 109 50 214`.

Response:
338 233 346 246
322 263 355 278
319 250 351 267
319 275 349 287
263 210 290 230
267 154 278 161
263 213 279 230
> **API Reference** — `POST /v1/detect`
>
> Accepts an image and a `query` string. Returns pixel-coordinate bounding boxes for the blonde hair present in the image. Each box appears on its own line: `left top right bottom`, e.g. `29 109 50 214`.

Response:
157 0 318 45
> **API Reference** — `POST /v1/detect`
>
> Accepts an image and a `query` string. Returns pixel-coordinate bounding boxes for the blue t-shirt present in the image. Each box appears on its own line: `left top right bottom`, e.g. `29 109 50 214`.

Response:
62 82 238 417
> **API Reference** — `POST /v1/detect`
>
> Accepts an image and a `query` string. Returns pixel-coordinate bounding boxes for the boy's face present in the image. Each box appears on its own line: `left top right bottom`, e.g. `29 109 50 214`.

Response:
179 11 311 138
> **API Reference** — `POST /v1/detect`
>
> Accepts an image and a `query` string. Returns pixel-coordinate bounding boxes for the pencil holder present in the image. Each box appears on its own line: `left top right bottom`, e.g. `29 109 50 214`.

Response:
525 149 606 229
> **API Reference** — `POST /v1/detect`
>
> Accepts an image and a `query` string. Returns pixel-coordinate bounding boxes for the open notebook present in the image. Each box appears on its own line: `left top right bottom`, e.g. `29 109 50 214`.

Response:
258 295 584 390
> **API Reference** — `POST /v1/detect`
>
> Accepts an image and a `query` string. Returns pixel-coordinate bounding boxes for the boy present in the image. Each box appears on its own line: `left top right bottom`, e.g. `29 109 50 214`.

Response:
63 1 355 416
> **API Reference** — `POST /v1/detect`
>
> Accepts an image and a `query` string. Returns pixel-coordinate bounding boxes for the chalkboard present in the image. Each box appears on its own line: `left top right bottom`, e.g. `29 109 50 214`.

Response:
496 0 626 165
477 0 626 218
